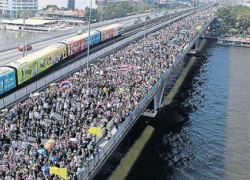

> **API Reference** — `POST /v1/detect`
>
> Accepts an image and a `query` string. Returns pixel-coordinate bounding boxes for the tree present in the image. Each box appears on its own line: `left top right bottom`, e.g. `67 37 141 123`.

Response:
217 6 250 33
85 7 99 22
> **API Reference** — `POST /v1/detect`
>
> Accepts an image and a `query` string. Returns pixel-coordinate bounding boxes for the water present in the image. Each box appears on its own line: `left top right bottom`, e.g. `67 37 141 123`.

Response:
95 41 250 180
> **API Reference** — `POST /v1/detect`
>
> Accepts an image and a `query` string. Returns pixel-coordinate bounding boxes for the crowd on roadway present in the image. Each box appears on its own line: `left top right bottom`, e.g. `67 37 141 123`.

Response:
0 9 214 180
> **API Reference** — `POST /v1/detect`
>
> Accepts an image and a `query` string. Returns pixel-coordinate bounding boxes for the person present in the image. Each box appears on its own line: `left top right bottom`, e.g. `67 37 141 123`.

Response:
0 8 214 178
36 135 41 147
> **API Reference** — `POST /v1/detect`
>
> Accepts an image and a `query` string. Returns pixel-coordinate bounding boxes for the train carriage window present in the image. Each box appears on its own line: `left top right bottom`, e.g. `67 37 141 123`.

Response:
0 80 4 93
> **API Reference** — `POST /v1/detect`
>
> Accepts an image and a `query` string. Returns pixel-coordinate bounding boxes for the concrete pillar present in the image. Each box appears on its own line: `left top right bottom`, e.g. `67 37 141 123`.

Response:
154 95 158 112
201 32 205 38
195 40 199 49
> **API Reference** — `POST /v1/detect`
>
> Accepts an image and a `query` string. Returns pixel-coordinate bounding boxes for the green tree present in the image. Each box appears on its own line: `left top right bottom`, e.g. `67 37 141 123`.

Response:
85 7 99 22
217 6 250 33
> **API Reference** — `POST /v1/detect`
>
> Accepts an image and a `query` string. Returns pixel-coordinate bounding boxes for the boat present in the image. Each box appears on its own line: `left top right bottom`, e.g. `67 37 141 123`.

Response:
217 36 250 47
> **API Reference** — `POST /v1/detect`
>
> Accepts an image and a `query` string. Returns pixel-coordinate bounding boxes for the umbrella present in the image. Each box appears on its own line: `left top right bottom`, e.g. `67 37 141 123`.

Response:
41 165 49 174
1 109 8 113
37 148 47 155
44 143 53 150
47 139 56 145
50 83 57 87
74 72 80 75
49 156 58 162
196 25 202 31
33 92 40 97
69 138 77 143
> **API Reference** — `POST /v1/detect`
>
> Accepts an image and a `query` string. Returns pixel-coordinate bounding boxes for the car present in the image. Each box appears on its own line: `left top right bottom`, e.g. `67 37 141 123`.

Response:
18 44 32 51
146 16 151 20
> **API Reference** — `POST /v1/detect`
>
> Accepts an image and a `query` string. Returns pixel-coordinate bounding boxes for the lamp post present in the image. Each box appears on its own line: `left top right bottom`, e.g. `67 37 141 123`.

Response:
143 0 148 51
87 0 92 72
169 2 171 27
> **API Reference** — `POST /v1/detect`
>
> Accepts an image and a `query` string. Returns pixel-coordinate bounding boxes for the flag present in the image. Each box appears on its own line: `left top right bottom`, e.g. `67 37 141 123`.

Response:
49 167 67 180
117 64 129 72
88 127 102 137
17 147 24 153
22 172 28 179
59 81 70 89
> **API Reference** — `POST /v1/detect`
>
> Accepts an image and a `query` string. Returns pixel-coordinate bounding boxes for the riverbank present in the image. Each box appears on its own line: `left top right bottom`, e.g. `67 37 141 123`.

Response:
218 36 250 47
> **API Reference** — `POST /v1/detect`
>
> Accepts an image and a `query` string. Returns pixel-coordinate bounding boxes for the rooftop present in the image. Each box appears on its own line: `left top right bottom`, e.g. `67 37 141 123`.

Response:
1 19 57 26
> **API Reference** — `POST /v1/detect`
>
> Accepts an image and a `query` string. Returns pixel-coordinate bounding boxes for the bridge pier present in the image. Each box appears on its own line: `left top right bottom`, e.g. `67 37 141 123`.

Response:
143 81 166 118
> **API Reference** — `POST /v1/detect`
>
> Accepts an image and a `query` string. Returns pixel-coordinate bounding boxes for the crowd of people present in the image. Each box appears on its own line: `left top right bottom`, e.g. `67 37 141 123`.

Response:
0 9 214 180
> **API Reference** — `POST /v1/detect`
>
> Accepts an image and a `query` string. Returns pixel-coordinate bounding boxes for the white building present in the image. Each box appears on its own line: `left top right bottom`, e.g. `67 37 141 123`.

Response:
0 0 38 18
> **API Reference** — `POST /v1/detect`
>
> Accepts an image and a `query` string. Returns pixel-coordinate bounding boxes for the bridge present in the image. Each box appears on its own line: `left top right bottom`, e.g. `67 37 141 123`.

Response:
78 7 216 180
0 4 217 180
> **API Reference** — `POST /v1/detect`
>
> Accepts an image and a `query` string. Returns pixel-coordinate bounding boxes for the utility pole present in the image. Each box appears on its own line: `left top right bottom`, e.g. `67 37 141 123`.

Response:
143 0 148 51
100 6 103 22
169 2 171 27
22 12 26 57
87 0 92 72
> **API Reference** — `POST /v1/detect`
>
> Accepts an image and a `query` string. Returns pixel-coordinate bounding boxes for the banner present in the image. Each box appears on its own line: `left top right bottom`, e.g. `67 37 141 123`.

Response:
49 167 67 180
88 127 103 137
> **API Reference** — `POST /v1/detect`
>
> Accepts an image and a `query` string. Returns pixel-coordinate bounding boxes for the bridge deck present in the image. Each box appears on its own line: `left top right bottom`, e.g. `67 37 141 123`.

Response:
0 5 215 180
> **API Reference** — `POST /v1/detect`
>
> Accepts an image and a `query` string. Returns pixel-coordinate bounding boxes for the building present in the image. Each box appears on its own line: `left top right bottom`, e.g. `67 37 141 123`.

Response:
67 0 75 10
0 0 38 18
36 5 85 20
95 0 139 6
217 0 238 5
1 18 57 31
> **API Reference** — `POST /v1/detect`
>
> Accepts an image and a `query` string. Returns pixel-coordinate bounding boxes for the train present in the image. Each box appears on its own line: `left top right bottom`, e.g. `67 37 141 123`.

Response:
0 23 124 96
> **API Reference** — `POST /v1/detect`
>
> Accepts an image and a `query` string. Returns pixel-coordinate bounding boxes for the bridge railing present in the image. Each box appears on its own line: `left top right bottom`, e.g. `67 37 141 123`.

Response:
78 17 214 179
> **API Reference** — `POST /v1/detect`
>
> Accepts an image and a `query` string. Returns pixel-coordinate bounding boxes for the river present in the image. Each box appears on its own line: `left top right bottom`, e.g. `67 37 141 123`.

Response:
94 41 250 180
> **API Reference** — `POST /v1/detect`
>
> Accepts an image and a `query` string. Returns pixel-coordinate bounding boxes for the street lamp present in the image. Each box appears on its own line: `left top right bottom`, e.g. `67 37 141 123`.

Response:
87 0 92 72
143 0 148 51
169 2 172 27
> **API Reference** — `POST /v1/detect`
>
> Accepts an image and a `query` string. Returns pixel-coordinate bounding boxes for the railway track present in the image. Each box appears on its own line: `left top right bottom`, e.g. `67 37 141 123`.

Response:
0 9 194 100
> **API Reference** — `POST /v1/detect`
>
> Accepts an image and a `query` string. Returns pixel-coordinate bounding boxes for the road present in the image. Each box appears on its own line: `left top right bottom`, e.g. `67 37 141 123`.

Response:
0 8 191 67
0 13 164 66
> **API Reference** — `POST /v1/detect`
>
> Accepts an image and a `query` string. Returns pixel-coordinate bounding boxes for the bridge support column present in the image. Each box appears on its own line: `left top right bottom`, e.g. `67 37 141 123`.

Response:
195 39 199 50
201 32 205 39
143 81 166 118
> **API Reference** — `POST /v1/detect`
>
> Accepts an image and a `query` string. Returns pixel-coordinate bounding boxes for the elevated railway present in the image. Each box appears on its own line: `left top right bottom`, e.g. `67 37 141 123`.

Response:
0 7 198 101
